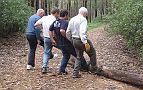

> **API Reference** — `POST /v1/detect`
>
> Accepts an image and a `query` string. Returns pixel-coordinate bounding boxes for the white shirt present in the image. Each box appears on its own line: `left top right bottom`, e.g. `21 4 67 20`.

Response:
66 14 87 44
35 15 56 38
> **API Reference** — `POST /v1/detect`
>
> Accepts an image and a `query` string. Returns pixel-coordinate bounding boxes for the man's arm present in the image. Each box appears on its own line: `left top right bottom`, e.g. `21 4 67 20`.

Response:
79 19 91 52
66 21 72 41
60 21 68 38
66 20 71 34
34 17 43 29
79 19 88 44
60 29 66 38
49 22 56 46
34 17 42 44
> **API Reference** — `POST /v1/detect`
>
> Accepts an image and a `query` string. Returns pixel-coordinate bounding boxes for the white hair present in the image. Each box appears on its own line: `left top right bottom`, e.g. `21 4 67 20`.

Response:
36 9 44 14
78 7 88 14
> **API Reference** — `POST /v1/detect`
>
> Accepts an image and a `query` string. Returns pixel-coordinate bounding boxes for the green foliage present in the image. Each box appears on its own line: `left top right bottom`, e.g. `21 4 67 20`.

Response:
109 0 143 56
88 17 106 30
0 0 34 37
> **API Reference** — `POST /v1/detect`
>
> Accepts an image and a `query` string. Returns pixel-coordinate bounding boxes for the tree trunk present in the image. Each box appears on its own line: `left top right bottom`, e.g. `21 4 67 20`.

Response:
85 0 87 8
99 68 143 88
55 0 58 8
48 0 51 14
68 57 143 88
105 0 108 14
39 0 42 8
89 0 92 22
45 0 47 15
68 0 71 17
94 0 97 18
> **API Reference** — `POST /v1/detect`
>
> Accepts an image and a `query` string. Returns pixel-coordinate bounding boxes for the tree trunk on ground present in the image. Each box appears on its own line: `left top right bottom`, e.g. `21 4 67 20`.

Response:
99 68 143 88
68 57 143 88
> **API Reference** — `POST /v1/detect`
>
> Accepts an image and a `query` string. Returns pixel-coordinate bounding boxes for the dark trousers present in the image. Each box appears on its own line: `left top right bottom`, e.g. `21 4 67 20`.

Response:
26 35 44 67
72 38 97 75
59 44 76 72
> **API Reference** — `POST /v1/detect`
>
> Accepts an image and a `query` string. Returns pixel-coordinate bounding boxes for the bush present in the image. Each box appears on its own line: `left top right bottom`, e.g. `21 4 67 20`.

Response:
0 0 34 37
109 0 143 56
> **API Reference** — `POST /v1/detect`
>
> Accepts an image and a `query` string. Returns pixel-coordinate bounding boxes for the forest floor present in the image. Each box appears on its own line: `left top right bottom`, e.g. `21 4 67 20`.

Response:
0 26 143 90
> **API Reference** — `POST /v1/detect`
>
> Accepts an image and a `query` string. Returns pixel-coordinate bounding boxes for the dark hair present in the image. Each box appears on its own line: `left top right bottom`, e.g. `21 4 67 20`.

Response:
60 9 68 17
51 8 60 14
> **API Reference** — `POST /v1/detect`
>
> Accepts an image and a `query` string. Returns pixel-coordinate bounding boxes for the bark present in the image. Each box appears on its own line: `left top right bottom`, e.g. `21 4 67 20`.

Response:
99 68 143 88
68 57 143 88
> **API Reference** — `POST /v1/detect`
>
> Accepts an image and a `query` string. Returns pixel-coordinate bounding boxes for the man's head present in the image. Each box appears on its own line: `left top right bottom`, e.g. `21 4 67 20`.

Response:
51 8 60 18
78 7 88 17
36 9 45 17
60 9 69 20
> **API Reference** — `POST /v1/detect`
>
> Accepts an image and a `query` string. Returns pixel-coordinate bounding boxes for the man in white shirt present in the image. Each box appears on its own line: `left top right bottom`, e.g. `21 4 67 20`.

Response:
66 7 101 78
35 8 59 74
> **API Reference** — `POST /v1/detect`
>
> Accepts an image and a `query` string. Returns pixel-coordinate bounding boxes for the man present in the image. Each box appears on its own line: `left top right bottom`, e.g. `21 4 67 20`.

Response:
49 9 76 75
34 8 60 74
26 9 45 70
66 7 101 78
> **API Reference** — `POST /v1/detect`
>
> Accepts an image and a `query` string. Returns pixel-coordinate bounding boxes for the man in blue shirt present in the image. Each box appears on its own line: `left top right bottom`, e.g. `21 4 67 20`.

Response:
26 9 45 70
49 10 89 75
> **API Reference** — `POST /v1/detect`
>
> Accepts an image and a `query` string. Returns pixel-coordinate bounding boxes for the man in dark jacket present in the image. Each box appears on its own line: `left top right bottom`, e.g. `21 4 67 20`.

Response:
49 10 89 75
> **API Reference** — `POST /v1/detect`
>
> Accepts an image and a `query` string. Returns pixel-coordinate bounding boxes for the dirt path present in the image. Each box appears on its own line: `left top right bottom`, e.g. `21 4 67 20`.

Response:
0 27 143 90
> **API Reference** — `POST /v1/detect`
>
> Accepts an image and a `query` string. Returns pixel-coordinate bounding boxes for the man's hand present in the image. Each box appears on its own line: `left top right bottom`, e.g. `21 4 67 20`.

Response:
84 43 90 52
37 40 41 45
51 39 56 46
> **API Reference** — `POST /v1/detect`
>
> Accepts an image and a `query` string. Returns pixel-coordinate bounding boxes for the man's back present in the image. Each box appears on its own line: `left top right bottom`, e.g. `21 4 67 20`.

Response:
50 19 71 47
27 14 41 34
36 15 56 38
67 14 87 38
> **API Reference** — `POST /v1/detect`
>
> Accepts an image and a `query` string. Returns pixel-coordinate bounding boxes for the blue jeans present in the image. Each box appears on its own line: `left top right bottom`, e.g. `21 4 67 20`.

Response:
26 35 44 67
42 37 53 68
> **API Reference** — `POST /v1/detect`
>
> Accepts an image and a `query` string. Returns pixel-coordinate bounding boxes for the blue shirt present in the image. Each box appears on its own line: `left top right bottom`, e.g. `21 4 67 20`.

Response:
49 19 71 47
26 14 41 40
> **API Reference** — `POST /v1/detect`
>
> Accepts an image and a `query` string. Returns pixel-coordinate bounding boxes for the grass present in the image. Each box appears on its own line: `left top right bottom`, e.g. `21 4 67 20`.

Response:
88 20 104 30
88 18 106 30
88 15 111 30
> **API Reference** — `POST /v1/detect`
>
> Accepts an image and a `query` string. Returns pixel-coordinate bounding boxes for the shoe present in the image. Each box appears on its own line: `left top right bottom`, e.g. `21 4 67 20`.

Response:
89 66 103 75
27 65 34 70
80 67 89 72
49 53 58 59
80 61 90 72
41 67 47 74
80 64 89 72
49 54 54 59
72 74 81 78
53 53 58 58
58 71 68 75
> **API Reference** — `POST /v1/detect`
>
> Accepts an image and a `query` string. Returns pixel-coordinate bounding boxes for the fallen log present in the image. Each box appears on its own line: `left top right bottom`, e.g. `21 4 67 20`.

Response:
68 56 143 88
99 68 143 88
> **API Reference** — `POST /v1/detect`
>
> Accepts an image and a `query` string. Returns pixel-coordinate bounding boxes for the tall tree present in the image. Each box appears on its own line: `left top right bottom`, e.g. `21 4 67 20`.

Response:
94 0 97 18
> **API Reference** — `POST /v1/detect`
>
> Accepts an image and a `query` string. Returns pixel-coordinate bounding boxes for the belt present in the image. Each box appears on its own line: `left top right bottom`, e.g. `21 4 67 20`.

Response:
72 37 81 40
44 37 50 39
